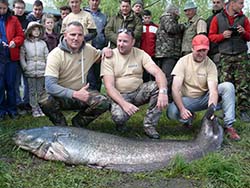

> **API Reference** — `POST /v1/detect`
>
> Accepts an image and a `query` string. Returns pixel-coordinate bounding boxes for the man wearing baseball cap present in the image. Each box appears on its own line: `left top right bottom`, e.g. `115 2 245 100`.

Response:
167 34 240 141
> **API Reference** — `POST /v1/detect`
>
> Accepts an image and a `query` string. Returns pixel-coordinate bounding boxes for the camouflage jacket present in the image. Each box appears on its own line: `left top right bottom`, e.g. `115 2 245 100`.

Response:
155 13 184 59
104 11 142 49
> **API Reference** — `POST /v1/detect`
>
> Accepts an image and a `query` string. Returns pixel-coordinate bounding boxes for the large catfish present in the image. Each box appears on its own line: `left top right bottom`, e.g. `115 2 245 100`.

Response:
13 104 223 172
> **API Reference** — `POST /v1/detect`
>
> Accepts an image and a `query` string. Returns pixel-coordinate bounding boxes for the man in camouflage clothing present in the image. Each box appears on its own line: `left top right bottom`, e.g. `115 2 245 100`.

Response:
209 0 250 122
181 0 207 56
39 21 111 127
101 29 168 139
104 0 142 49
155 4 184 101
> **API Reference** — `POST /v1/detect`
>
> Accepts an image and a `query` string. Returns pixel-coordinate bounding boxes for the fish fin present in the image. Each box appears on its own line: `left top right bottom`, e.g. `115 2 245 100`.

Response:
44 142 70 162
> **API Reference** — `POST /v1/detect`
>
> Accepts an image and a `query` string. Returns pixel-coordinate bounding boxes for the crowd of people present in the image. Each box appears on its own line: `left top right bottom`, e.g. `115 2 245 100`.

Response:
1 0 250 141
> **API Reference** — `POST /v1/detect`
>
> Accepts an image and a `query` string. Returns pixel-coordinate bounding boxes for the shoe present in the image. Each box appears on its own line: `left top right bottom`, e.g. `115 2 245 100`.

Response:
239 112 250 122
9 113 19 120
144 126 160 139
17 106 27 116
225 127 241 141
38 107 45 117
23 103 32 112
32 108 41 118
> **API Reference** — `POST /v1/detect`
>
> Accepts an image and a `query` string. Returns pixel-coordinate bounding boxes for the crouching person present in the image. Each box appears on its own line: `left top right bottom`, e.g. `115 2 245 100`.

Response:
101 29 168 139
167 34 240 141
39 21 111 127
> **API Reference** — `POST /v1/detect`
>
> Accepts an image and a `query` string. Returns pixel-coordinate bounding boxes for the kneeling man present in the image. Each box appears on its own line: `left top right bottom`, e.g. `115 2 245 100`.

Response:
167 34 240 141
101 29 168 139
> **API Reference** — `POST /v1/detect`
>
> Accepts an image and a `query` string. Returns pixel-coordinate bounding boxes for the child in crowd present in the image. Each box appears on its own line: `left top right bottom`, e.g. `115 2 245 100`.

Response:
20 21 48 117
42 13 59 52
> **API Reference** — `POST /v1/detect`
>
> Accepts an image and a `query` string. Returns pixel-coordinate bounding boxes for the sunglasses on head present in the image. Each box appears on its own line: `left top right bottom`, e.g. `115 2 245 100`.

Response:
117 28 134 37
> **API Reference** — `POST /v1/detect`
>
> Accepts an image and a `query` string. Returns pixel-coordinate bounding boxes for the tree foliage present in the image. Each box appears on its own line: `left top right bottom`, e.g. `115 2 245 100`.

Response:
49 0 249 23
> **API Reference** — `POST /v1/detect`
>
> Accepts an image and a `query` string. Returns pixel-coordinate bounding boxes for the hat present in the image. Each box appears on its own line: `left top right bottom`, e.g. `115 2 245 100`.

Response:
166 4 179 14
183 0 197 11
25 21 44 39
132 0 144 7
192 34 209 51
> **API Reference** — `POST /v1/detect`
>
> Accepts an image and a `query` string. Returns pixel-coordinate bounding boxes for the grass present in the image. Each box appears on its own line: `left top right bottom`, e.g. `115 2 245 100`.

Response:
0 106 250 188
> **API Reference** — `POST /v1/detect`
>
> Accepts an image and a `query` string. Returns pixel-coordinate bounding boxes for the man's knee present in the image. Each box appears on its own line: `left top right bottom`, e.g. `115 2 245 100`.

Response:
167 102 179 120
219 82 235 95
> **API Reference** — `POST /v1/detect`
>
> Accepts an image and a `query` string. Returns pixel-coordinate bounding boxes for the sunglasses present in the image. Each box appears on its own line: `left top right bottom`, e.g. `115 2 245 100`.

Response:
117 28 134 37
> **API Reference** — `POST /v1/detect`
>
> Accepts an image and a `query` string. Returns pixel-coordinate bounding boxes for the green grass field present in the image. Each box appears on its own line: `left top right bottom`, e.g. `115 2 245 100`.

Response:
0 106 250 188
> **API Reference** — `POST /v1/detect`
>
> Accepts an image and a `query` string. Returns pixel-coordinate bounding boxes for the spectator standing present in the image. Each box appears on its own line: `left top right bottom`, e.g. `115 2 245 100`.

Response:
101 29 168 139
0 0 24 121
140 9 158 82
105 0 142 49
84 0 107 91
54 6 71 35
26 0 43 23
132 0 144 20
13 0 30 115
61 0 97 42
20 22 49 117
167 34 240 141
181 0 207 56
155 4 184 101
206 0 225 64
42 14 59 52
208 0 250 122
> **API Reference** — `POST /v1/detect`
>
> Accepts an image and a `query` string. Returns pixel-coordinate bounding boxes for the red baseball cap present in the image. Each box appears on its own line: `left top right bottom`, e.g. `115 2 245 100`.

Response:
192 34 209 51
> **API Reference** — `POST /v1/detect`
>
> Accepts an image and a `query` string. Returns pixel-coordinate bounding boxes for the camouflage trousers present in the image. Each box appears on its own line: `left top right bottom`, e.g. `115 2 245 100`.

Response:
39 90 110 126
110 81 162 128
219 53 250 112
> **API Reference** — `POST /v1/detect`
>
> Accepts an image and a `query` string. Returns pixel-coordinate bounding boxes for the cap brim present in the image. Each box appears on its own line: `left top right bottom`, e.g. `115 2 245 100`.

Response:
193 45 209 51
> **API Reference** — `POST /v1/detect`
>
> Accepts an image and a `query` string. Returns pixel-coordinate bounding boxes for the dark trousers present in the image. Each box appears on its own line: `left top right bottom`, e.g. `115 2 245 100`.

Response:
0 61 17 116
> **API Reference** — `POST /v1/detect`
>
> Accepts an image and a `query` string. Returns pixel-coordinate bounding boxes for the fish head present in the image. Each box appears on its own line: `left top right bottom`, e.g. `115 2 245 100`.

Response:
13 126 71 161
13 127 55 153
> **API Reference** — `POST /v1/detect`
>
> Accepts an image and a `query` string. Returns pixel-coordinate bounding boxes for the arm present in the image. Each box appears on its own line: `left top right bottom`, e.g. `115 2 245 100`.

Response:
84 28 97 42
103 75 139 116
208 16 226 43
143 62 168 110
133 17 143 42
104 17 118 45
172 76 193 120
20 46 27 71
196 19 207 35
207 80 218 107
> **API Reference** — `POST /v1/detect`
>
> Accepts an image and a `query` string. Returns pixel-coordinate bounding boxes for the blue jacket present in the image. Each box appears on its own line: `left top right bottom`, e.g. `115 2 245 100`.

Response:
84 7 107 49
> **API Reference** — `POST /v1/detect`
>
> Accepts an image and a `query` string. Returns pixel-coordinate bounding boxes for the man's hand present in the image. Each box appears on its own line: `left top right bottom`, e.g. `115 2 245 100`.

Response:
121 101 139 116
157 93 168 110
180 107 193 120
9 41 16 48
223 30 233 38
102 47 113 59
72 83 90 102
237 25 245 34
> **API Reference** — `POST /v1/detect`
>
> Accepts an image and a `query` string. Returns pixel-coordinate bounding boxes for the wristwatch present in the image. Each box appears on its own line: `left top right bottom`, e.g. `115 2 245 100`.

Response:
159 88 168 95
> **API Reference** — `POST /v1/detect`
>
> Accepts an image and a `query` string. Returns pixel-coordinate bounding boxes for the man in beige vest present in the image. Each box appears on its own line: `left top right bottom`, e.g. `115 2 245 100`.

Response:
168 34 240 141
181 0 207 56
101 29 168 139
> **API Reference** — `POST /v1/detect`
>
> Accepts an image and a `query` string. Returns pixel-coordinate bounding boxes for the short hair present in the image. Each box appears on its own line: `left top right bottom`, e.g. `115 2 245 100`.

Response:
67 21 84 31
33 0 43 8
13 0 25 8
0 0 9 6
143 10 151 16
60 5 71 12
41 13 55 24
120 0 131 4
